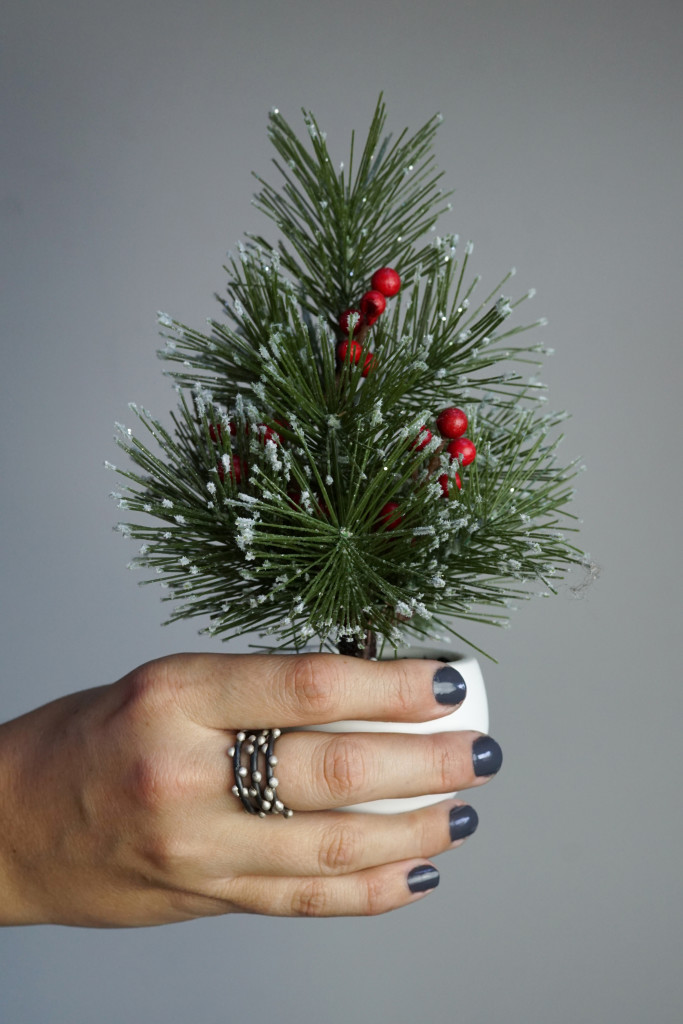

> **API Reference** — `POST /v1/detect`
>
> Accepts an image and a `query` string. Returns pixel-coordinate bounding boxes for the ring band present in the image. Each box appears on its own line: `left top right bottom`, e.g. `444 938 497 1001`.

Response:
229 728 293 819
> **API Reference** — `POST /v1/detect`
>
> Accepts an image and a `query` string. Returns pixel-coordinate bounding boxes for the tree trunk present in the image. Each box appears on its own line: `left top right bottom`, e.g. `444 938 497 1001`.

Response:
337 631 377 659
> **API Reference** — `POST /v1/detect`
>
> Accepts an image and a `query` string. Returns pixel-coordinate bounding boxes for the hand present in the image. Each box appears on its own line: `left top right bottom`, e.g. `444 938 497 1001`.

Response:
0 653 502 926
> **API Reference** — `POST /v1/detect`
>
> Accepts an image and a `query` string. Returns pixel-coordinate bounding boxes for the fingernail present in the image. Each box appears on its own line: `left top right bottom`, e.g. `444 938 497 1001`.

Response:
432 664 467 705
449 804 479 841
472 735 503 777
407 865 440 893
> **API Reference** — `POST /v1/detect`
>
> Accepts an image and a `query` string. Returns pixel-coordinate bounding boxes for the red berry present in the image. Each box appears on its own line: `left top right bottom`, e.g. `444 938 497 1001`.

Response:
436 407 468 439
377 501 402 531
339 309 363 336
360 290 387 322
337 339 363 365
338 339 374 376
410 426 433 451
447 437 476 466
217 454 244 484
371 267 401 297
362 351 375 377
438 472 462 498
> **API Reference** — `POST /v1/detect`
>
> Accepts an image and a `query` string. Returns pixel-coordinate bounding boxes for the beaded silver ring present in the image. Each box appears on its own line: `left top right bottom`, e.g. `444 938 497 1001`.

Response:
229 728 293 819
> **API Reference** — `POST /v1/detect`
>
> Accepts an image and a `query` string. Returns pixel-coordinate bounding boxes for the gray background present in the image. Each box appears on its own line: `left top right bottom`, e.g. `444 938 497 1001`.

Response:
1 0 681 1021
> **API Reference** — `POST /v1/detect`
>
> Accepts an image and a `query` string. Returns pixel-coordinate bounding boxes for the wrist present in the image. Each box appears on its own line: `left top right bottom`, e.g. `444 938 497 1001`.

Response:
0 713 48 925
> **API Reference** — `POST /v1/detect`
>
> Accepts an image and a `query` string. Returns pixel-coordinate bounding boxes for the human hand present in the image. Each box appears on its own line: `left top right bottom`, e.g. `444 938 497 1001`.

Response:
0 653 501 926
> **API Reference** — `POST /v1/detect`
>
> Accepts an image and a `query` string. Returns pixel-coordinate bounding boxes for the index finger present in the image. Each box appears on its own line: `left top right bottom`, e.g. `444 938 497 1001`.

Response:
151 652 468 730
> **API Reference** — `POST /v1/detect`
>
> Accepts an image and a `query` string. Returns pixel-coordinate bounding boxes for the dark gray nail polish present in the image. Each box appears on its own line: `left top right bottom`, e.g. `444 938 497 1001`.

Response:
407 865 440 893
432 665 467 705
449 804 479 841
472 735 503 777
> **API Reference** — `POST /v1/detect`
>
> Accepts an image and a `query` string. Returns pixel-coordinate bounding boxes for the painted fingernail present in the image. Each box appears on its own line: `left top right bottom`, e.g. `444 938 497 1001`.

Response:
449 804 479 841
432 664 467 705
472 735 503 777
407 865 440 893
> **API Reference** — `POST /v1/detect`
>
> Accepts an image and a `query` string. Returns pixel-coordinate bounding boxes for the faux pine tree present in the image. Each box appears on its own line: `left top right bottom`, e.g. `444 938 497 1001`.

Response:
111 97 584 660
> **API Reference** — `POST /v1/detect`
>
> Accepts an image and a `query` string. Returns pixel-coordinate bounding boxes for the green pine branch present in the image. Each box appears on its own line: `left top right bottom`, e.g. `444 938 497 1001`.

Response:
111 97 587 658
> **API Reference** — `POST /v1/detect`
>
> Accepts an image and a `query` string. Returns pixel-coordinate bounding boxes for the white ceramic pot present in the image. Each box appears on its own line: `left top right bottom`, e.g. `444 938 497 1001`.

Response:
305 649 488 814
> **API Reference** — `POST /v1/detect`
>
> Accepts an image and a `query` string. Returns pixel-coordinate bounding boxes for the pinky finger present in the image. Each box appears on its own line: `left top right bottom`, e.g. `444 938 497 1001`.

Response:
224 860 440 918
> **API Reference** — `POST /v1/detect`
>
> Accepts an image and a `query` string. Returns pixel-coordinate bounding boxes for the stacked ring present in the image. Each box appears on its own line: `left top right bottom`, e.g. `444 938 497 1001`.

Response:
229 728 293 818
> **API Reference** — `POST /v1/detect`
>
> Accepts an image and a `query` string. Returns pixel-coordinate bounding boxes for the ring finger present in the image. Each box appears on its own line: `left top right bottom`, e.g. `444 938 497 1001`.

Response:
218 799 479 878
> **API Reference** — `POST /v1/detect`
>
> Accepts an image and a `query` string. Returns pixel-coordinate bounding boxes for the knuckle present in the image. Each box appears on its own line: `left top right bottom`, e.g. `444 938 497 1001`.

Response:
139 825 189 877
116 657 178 720
127 755 169 811
318 822 361 874
362 874 387 917
407 809 439 857
432 735 463 792
320 736 367 803
126 753 200 812
291 878 329 917
280 655 338 721
390 662 423 719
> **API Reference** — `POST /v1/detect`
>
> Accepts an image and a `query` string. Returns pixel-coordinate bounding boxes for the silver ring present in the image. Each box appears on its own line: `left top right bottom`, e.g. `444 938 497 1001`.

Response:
229 728 293 819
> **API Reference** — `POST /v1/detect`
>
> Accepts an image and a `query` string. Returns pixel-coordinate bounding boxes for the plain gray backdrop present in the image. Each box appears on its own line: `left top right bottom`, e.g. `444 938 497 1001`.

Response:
2 1 681 1021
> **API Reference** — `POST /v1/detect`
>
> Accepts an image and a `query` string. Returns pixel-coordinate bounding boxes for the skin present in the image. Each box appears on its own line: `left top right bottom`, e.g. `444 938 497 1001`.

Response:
0 653 499 927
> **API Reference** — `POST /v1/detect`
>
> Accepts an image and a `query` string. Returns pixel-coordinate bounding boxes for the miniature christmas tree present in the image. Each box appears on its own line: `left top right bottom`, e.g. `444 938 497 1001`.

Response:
110 96 584 660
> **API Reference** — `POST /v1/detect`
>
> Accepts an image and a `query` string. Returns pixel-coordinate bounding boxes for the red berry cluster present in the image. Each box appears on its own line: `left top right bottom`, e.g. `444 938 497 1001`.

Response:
376 405 476 531
433 406 475 498
337 267 401 377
